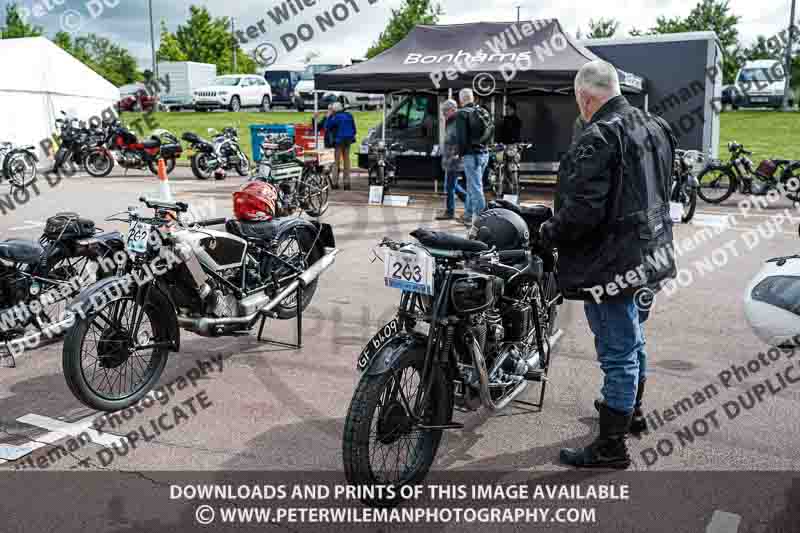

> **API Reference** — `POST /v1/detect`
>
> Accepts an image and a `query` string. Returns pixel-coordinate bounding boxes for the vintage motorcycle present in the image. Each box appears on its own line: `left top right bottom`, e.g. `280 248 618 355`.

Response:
697 141 800 204
343 202 561 506
367 140 402 191
84 120 182 177
0 141 38 188
0 212 124 364
485 142 532 198
52 111 107 176
670 149 702 223
182 127 250 180
252 134 331 217
61 195 338 411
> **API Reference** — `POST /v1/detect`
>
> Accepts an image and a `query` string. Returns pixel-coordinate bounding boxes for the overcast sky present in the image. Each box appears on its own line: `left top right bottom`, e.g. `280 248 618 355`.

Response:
2 0 795 71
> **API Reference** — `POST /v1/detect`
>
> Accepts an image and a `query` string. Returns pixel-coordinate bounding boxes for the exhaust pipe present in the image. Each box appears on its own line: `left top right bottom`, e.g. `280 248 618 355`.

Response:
468 337 528 412
178 248 339 336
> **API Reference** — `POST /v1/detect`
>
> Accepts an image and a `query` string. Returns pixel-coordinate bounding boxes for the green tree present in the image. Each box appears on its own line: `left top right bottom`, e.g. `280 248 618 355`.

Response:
1 3 43 38
588 18 619 39
55 32 140 86
157 6 255 74
649 0 741 83
366 0 443 58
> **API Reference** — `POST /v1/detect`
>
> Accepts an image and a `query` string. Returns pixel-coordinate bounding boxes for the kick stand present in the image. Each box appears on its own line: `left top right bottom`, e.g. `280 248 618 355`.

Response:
256 284 304 349
513 372 548 412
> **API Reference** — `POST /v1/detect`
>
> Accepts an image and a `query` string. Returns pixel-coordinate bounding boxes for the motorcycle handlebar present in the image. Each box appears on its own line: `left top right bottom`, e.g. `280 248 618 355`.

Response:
195 217 226 227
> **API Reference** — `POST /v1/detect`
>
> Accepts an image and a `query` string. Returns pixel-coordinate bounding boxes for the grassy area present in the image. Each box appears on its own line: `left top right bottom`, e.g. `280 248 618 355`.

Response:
718 110 800 162
121 108 797 170
121 110 383 167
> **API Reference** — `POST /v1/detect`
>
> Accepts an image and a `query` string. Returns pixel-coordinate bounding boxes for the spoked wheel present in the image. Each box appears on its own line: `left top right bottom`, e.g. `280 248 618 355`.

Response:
343 343 451 507
4 151 37 187
302 169 330 217
680 183 697 223
269 229 322 319
62 296 168 411
697 166 735 204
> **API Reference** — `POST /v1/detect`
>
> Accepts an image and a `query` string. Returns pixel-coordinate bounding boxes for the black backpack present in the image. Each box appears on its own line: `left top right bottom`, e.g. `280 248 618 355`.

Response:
469 105 494 146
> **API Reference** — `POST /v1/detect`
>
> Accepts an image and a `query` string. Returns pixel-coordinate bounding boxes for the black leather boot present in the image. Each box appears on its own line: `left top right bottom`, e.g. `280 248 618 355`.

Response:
560 403 632 469
594 378 647 434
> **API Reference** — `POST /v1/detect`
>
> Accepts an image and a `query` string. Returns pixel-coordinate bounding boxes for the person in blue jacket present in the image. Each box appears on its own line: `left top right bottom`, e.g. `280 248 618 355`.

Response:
323 102 357 190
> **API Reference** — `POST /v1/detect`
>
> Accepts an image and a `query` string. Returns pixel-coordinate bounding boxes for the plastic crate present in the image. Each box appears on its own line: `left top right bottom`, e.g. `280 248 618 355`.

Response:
294 123 325 151
250 124 295 161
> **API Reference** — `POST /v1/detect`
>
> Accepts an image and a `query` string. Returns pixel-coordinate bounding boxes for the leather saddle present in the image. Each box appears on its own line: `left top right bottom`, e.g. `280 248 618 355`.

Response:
411 228 489 252
226 219 281 242
0 239 44 264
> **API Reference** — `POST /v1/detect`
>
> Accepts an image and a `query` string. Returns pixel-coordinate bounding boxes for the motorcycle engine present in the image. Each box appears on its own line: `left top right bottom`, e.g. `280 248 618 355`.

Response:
120 150 143 167
205 288 238 318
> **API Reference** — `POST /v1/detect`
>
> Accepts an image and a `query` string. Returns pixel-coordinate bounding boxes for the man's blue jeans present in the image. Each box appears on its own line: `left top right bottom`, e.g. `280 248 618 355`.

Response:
444 170 466 215
463 152 489 219
584 295 651 414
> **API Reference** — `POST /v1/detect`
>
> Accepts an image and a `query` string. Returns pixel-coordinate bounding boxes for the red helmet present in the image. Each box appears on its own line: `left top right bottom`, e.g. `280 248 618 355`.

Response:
233 181 278 221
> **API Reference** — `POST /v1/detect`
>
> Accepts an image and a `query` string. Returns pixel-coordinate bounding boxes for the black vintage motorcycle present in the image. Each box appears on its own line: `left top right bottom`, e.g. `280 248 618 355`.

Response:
484 142 532 198
182 127 250 180
671 149 702 223
61 196 338 411
0 141 38 188
0 213 124 364
697 141 800 204
343 202 562 506
253 134 331 217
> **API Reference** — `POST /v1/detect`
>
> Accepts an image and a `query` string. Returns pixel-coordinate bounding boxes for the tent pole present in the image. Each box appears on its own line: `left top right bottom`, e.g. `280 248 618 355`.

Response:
381 95 386 141
314 92 319 148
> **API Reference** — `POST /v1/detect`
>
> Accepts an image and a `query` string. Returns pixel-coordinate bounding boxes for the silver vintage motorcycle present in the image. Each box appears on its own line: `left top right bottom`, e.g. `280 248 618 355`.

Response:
61 196 338 411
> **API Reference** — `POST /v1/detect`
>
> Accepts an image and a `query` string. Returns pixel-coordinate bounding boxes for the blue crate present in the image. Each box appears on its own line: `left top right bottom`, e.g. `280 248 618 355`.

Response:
250 124 295 161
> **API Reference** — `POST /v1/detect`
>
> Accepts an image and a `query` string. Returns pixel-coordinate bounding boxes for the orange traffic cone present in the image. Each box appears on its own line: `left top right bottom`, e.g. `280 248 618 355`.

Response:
157 158 173 202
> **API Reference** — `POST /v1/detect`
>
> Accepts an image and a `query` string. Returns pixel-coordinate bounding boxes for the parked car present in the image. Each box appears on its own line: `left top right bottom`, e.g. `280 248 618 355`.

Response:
264 68 302 108
193 75 272 112
730 60 793 110
293 63 383 111
117 84 157 112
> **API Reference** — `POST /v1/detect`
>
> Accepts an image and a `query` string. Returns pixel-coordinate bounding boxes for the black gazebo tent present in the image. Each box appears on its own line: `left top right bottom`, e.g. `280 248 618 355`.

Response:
316 19 646 94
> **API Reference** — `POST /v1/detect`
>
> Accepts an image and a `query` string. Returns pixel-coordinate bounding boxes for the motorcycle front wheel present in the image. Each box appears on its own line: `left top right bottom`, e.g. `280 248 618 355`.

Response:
697 166 736 204
84 149 115 177
62 295 168 411
148 157 177 176
236 153 251 176
343 342 451 508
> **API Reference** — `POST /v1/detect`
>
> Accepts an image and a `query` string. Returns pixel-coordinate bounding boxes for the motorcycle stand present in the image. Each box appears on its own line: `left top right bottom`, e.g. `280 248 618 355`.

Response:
513 370 549 412
256 284 304 349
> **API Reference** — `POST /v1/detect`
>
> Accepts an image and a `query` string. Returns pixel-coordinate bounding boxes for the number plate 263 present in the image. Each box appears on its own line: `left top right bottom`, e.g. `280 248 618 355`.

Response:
384 248 434 295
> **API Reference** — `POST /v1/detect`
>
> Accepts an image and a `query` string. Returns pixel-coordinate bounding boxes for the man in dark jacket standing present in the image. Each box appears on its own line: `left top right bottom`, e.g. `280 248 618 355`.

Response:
540 60 677 469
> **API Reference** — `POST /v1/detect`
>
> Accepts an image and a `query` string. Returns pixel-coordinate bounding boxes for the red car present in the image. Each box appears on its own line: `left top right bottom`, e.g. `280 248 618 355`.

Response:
117 84 158 112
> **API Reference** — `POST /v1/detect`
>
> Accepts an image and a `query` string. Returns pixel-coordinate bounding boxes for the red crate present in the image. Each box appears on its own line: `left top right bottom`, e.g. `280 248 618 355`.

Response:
294 124 324 151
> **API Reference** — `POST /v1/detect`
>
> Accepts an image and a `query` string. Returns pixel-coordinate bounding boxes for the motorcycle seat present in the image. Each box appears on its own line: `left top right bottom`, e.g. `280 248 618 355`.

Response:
0 239 44 264
411 228 489 252
142 139 161 149
772 159 794 165
519 204 553 226
225 219 280 241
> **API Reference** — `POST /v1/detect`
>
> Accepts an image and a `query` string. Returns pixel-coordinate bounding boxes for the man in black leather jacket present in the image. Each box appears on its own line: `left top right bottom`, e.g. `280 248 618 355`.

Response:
540 60 677 469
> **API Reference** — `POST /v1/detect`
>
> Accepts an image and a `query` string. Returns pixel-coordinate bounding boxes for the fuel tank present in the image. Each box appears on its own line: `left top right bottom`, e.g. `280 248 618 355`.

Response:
173 228 247 272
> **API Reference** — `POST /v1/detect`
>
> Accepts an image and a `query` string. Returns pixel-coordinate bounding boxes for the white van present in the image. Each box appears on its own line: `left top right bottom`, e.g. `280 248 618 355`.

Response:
292 62 383 112
732 60 793 109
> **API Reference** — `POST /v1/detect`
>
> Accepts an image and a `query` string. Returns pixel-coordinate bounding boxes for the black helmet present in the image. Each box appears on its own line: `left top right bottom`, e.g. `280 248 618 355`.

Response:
471 208 530 250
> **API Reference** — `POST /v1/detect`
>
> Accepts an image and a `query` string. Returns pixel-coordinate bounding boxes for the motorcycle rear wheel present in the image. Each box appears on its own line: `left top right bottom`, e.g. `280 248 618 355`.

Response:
268 228 323 319
343 343 451 507
148 157 177 176
302 169 330 217
190 153 214 180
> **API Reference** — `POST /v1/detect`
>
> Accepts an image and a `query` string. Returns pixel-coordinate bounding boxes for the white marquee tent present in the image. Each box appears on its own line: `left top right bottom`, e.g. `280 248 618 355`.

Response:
0 37 120 166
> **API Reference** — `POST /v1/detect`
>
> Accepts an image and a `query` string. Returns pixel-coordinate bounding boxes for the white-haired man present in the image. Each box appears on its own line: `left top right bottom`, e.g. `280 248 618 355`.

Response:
455 88 491 226
436 99 466 220
539 60 677 468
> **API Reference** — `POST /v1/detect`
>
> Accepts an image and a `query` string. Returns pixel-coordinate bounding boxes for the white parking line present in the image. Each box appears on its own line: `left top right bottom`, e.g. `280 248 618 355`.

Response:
706 510 742 533
17 413 127 448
